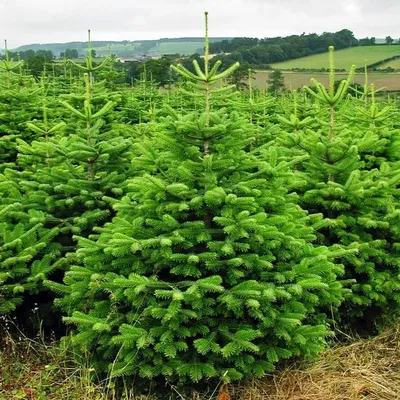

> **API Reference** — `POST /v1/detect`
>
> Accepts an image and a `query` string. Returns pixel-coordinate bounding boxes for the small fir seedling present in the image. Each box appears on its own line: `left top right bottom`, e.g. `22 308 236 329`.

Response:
304 46 356 139
0 40 24 88
68 30 111 87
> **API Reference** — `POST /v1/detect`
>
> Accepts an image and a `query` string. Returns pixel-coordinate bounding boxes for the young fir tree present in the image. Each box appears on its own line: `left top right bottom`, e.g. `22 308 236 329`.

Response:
0 46 65 314
0 173 59 313
97 54 126 92
348 83 395 169
1 62 131 317
267 70 285 96
0 41 43 170
280 47 400 326
229 70 275 125
120 68 162 125
67 30 111 88
59 14 348 389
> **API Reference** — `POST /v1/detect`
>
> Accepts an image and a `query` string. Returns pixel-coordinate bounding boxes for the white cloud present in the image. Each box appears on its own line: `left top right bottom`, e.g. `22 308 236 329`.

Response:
0 0 399 48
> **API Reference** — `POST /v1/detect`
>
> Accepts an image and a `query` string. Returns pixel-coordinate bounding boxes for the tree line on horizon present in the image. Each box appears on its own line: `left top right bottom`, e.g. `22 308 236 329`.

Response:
208 30 399 68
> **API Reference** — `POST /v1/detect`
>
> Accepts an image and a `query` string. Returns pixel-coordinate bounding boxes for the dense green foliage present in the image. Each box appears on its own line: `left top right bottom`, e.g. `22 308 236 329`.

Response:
210 30 362 55
209 30 376 68
2 16 400 394
280 52 400 325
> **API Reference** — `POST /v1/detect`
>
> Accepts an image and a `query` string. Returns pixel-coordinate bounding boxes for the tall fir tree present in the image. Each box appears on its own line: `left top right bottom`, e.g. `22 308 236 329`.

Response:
58 14 348 389
280 47 400 327
0 41 43 170
1 46 132 317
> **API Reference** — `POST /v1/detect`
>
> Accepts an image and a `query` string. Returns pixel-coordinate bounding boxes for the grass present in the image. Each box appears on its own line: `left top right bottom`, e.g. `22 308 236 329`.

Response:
3 317 400 400
0 317 108 400
271 45 400 70
63 41 203 57
378 59 400 70
93 44 139 56
234 324 400 400
254 71 400 91
67 41 205 57
53 41 204 58
0 316 221 400
148 42 204 56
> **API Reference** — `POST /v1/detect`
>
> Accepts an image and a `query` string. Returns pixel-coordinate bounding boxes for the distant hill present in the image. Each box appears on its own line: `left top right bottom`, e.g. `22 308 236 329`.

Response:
11 37 232 58
4 34 393 63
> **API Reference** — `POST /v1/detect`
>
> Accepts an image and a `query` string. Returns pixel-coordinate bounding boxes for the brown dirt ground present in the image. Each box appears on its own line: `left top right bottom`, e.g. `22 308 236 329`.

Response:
255 71 400 92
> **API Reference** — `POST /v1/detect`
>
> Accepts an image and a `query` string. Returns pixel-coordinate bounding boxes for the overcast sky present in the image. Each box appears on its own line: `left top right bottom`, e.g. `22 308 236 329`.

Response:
1 0 400 48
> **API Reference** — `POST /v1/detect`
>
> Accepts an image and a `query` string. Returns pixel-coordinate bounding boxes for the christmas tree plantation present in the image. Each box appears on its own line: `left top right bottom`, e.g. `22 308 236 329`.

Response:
1 13 400 394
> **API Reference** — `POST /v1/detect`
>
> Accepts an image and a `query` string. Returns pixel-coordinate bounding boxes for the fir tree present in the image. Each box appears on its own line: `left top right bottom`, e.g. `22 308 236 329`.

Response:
0 42 43 169
280 48 400 326
67 30 111 87
1 67 131 316
0 174 59 313
120 70 162 125
59 14 347 389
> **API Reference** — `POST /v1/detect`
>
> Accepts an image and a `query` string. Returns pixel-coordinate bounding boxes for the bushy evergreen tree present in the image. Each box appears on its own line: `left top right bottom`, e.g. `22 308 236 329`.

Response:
1 63 131 316
0 44 43 169
59 14 348 388
0 174 59 313
120 71 162 125
280 48 400 326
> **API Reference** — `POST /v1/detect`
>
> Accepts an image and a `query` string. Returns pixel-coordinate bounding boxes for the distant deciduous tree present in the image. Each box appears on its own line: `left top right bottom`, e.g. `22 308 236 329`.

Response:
35 49 54 61
60 49 79 59
386 36 394 45
359 37 376 46
140 56 178 86
125 60 141 83
25 55 47 78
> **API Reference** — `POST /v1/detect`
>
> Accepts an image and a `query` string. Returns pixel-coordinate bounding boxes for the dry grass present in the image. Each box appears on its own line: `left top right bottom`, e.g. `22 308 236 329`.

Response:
0 336 105 399
2 317 400 399
232 325 400 400
0 317 148 400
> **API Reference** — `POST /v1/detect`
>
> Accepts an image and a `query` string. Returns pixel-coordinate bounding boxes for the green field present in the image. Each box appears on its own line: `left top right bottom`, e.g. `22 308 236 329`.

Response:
93 43 139 56
73 40 203 57
94 41 205 56
271 45 400 71
378 59 400 70
148 41 204 55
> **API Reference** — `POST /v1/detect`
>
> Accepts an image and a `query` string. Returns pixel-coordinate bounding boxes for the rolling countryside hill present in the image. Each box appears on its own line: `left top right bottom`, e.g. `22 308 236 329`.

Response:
11 37 231 58
271 45 400 70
